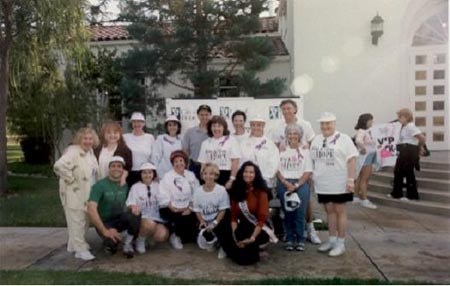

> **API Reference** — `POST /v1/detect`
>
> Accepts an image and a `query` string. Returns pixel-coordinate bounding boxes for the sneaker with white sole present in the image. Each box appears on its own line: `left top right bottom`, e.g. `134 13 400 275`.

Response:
318 240 335 252
399 197 410 201
328 242 346 257
135 237 146 254
361 199 377 209
352 197 362 204
170 233 183 250
75 251 95 261
217 247 226 259
307 229 322 245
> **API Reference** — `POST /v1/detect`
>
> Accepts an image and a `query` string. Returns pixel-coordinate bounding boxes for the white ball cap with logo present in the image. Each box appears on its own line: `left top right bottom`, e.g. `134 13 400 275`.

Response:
249 114 266 123
130 112 145 121
165 115 180 123
108 156 126 167
284 192 301 212
317 112 337 122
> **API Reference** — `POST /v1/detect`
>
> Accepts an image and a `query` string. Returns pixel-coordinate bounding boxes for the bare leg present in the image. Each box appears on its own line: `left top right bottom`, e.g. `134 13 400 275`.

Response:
139 219 157 238
324 203 337 237
358 165 373 200
153 224 169 242
335 203 347 238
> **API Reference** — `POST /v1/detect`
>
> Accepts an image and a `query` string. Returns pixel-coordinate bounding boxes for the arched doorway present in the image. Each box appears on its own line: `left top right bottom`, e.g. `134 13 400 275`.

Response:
410 7 448 150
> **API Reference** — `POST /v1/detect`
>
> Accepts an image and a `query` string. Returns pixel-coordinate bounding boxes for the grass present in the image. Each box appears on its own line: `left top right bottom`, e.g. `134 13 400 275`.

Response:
0 176 65 227
6 144 23 163
6 143 55 177
0 270 430 285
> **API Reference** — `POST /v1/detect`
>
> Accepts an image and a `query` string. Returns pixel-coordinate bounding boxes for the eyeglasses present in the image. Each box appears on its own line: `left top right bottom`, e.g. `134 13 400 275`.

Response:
322 138 327 148
147 185 151 199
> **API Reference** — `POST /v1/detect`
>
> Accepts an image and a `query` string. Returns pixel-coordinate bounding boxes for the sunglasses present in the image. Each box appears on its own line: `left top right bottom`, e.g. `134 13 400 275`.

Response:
147 185 151 199
322 138 327 148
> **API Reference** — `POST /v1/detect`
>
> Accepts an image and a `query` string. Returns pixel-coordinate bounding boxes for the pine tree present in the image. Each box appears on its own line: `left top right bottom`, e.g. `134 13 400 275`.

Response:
120 0 286 98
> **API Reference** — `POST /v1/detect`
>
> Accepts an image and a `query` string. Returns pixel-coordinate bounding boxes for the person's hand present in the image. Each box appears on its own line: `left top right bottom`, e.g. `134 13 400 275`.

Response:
130 205 140 216
120 170 128 186
168 203 179 213
103 228 122 243
225 180 233 190
346 179 355 193
360 147 367 155
181 208 191 216
284 181 295 190
237 241 246 248
199 221 207 229
419 146 426 156
206 223 215 232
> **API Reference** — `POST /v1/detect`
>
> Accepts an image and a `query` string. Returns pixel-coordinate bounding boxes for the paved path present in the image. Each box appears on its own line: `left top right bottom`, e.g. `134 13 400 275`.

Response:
1 203 449 283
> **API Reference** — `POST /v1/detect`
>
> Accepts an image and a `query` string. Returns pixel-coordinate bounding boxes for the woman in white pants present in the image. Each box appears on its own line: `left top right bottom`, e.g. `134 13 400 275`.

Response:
54 127 100 261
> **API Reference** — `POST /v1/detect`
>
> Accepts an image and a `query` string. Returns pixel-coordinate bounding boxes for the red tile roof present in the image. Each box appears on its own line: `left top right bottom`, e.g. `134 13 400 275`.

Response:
86 17 288 56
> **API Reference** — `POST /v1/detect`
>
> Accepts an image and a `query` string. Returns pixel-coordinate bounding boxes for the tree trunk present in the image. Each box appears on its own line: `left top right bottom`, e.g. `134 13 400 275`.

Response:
0 0 13 195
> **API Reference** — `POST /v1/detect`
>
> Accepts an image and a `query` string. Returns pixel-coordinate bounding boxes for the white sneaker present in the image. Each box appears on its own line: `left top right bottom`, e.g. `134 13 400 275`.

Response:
328 242 346 257
352 197 362 204
318 240 335 252
400 197 410 201
170 233 183 250
136 237 146 254
307 229 322 245
75 251 95 261
361 199 377 209
387 194 392 198
217 247 227 259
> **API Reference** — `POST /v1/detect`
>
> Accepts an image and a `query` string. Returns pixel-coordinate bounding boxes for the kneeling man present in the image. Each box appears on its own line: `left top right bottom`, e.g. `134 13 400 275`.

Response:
87 156 141 257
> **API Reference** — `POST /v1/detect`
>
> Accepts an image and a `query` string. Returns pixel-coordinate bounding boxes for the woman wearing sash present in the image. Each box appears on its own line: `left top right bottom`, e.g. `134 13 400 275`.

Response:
227 161 278 265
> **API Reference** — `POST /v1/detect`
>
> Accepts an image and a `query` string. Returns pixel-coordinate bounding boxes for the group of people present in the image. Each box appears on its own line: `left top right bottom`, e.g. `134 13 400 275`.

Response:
53 99 426 265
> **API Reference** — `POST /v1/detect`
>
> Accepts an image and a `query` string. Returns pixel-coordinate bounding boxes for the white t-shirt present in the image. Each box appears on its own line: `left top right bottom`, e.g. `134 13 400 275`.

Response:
98 146 117 179
310 131 359 195
355 129 376 152
278 146 313 179
233 132 249 145
240 135 279 187
197 136 241 170
399 123 421 146
126 181 165 222
193 184 230 223
158 169 200 209
272 118 316 146
123 133 155 171
151 134 182 179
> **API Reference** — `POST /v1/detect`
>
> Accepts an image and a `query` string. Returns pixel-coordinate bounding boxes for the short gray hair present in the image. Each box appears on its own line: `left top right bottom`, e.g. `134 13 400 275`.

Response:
284 124 304 142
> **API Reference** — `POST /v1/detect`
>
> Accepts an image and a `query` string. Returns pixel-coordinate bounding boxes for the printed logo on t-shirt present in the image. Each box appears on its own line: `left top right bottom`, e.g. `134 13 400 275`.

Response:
198 203 220 218
205 149 227 166
280 155 303 171
311 147 335 166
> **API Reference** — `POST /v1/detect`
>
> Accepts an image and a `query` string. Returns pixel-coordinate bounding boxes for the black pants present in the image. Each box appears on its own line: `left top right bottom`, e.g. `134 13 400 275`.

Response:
217 170 231 187
97 212 141 252
160 208 198 243
222 217 270 265
391 144 420 200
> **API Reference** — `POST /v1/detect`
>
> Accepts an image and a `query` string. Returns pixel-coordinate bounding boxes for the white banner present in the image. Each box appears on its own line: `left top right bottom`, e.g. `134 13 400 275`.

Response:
165 97 304 139
371 122 401 167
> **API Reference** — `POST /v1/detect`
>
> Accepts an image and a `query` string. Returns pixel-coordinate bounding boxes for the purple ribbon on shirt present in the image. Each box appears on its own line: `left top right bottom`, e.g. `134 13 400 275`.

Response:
163 136 176 145
255 139 267 150
173 178 183 192
330 133 341 145
218 136 230 147
296 148 304 159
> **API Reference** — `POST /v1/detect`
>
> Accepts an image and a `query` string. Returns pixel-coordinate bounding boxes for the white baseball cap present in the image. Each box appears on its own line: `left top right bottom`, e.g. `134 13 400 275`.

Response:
197 228 218 250
284 192 301 211
139 162 156 171
165 115 180 123
108 156 125 167
130 112 145 121
249 114 266 123
317 112 337 122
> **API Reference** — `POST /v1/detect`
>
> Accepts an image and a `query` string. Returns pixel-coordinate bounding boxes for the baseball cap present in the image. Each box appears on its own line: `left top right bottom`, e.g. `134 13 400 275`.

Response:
165 115 180 123
197 104 212 114
284 192 301 211
317 112 337 122
108 156 125 167
130 112 145 121
139 162 156 171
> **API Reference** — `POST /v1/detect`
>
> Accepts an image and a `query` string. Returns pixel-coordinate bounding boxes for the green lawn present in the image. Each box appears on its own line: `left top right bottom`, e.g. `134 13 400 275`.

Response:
6 144 23 163
0 270 426 285
0 176 65 227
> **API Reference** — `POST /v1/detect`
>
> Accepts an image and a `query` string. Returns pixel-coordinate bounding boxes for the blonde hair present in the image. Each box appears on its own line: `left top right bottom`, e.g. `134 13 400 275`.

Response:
99 121 126 147
201 163 220 180
72 127 100 148
397 108 414 123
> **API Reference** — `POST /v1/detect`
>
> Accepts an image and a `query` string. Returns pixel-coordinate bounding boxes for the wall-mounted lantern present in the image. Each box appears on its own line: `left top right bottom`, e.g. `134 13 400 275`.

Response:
371 12 384 45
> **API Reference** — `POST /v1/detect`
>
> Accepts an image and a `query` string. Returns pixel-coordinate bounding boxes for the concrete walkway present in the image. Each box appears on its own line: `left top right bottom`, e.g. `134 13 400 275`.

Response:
1 203 449 283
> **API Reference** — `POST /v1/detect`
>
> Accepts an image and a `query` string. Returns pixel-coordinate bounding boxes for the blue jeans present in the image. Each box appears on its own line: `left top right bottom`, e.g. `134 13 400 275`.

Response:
277 179 310 244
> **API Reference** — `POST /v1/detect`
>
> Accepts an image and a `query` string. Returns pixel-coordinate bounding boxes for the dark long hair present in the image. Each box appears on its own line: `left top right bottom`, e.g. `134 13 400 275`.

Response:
354 113 373 130
230 161 272 202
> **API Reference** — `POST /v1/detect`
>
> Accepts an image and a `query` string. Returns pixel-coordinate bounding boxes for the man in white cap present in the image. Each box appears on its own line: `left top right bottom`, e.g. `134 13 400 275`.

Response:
240 115 279 188
87 156 141 258
271 99 321 245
